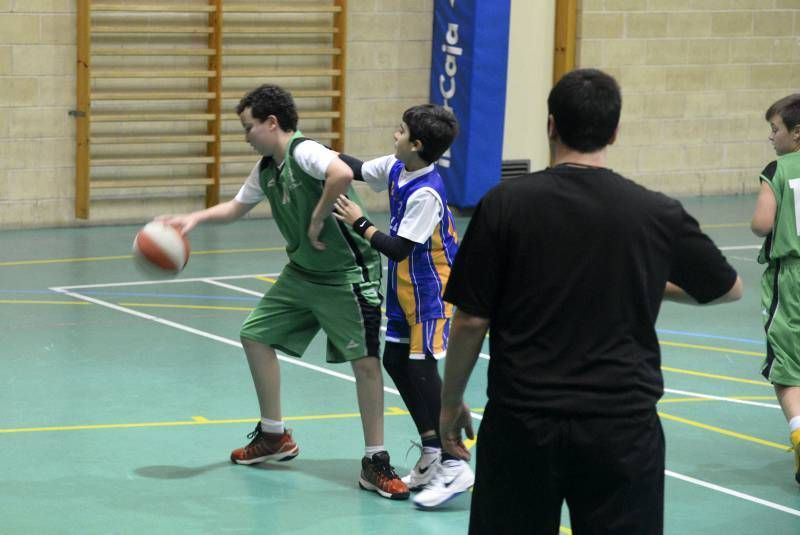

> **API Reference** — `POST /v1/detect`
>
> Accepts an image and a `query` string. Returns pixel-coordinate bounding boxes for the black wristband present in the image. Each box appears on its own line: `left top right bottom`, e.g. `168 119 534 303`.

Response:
352 216 372 237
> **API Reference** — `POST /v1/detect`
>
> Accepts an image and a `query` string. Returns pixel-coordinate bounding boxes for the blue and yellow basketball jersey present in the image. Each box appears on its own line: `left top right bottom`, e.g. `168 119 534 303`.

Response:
385 160 459 324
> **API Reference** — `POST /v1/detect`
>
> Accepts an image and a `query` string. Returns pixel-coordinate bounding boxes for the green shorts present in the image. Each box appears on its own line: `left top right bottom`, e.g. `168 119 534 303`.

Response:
240 268 382 363
761 258 800 386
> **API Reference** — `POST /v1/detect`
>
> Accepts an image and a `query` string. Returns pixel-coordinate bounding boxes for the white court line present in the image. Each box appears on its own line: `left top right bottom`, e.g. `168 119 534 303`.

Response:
53 273 280 291
202 279 265 298
665 388 780 409
719 245 760 251
51 276 796 517
666 470 800 517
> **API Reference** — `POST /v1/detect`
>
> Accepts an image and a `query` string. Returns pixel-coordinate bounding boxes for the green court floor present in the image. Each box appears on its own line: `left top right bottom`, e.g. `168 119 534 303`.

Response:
1 195 798 534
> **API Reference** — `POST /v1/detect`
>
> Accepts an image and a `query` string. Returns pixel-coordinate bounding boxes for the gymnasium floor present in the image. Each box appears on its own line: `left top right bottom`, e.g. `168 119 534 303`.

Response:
1 195 799 534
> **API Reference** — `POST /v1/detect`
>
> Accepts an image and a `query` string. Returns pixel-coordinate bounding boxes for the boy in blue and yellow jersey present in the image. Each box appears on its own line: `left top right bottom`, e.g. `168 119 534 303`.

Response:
750 93 800 485
333 104 474 509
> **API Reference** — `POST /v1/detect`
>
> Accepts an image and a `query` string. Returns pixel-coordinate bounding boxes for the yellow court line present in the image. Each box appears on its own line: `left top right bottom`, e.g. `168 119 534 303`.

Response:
255 276 277 283
661 366 771 387
0 407 413 434
658 411 788 451
661 340 764 358
119 302 254 312
0 299 90 306
560 528 573 535
0 247 284 267
659 396 776 404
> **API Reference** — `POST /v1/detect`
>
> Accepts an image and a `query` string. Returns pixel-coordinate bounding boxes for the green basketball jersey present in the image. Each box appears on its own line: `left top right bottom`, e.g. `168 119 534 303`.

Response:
259 131 381 284
758 151 800 264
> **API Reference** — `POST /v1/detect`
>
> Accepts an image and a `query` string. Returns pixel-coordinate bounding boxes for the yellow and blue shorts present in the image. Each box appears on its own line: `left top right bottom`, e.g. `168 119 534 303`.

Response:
385 317 451 360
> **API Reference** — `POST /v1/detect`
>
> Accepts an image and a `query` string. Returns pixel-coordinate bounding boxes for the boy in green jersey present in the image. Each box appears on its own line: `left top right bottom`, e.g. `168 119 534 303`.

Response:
750 93 800 485
159 84 409 499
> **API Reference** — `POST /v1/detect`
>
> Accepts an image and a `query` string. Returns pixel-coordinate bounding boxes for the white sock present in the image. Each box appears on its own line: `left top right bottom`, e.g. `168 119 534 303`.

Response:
422 446 441 456
789 416 800 433
365 445 385 458
260 418 284 434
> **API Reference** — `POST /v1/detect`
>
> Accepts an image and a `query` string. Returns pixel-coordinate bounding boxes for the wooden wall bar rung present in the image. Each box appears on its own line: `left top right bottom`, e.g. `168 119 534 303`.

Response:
92 26 214 34
92 91 217 100
225 26 337 34
93 47 216 56
220 131 340 142
220 89 341 99
225 47 341 56
91 69 217 78
91 178 214 189
92 135 216 144
76 0 346 219
92 156 216 166
91 4 217 12
223 68 341 78
224 4 341 13
92 112 216 122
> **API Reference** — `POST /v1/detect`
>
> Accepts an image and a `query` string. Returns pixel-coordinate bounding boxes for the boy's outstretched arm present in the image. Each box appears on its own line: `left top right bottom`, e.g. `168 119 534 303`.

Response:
332 194 416 261
156 199 256 235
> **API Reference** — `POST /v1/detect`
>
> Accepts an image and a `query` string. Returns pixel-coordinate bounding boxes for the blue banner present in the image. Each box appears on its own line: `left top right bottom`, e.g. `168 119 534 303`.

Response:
430 0 511 209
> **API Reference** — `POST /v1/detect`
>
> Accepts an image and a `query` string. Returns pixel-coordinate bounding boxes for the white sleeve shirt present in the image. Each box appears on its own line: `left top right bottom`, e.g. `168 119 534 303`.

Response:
234 140 336 204
361 155 445 243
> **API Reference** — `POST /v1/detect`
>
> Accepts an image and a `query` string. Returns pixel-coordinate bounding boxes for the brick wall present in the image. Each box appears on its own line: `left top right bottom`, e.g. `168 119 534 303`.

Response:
578 0 800 195
0 0 431 228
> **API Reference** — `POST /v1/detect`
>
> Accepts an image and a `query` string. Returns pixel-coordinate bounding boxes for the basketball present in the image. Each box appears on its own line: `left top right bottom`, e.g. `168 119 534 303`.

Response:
132 221 190 275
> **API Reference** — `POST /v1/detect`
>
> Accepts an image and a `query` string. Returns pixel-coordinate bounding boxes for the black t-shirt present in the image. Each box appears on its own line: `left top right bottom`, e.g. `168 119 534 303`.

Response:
444 166 737 416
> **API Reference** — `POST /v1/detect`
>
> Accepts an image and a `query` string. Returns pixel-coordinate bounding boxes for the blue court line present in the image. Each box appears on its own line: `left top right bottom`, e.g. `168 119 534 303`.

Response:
656 328 763 346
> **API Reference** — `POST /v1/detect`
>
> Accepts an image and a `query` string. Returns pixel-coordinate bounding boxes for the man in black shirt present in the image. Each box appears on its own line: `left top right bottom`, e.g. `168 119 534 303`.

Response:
439 69 743 534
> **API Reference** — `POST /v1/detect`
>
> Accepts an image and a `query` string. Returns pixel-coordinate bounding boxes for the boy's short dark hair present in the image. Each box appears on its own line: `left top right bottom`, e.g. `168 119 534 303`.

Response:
402 104 459 164
548 68 621 153
765 93 800 131
236 84 298 131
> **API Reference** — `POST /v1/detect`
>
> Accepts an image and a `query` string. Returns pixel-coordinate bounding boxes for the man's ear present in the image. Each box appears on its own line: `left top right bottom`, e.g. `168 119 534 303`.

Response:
547 115 557 139
266 115 279 129
411 139 423 152
608 126 619 145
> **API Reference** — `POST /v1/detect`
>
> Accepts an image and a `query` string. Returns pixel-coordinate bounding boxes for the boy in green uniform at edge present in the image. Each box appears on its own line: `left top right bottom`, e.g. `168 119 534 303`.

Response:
158 84 409 500
750 93 800 485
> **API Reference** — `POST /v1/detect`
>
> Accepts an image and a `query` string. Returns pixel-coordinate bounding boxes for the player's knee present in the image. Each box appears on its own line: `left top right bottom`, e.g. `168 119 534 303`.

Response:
382 342 409 380
408 355 441 385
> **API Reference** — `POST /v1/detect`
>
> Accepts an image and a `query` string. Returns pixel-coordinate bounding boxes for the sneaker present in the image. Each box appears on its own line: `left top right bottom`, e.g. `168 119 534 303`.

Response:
791 428 800 484
402 446 441 491
359 451 410 500
230 424 299 465
413 459 475 510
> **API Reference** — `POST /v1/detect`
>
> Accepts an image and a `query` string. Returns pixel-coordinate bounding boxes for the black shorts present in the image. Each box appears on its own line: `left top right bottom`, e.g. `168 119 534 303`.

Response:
469 404 665 535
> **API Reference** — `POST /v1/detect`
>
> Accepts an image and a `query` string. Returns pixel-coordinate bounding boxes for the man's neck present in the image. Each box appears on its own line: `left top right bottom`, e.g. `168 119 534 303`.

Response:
551 144 609 169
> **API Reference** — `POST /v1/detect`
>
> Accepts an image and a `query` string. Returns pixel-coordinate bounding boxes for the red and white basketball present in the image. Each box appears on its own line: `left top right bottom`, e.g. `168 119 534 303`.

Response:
133 221 190 275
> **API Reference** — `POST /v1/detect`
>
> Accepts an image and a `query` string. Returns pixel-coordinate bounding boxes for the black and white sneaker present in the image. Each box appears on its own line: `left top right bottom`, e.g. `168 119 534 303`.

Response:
402 445 440 491
413 459 475 509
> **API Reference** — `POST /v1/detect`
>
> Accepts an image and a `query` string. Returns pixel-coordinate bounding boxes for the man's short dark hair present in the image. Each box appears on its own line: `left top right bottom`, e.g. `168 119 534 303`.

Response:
402 104 459 164
765 93 800 131
236 84 298 131
548 68 621 153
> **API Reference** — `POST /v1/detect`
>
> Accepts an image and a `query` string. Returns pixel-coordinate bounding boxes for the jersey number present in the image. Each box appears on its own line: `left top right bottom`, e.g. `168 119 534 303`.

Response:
790 178 800 236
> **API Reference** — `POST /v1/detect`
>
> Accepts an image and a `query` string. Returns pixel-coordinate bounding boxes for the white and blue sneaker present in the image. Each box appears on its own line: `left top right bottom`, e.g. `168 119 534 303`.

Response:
402 447 440 491
413 459 475 509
